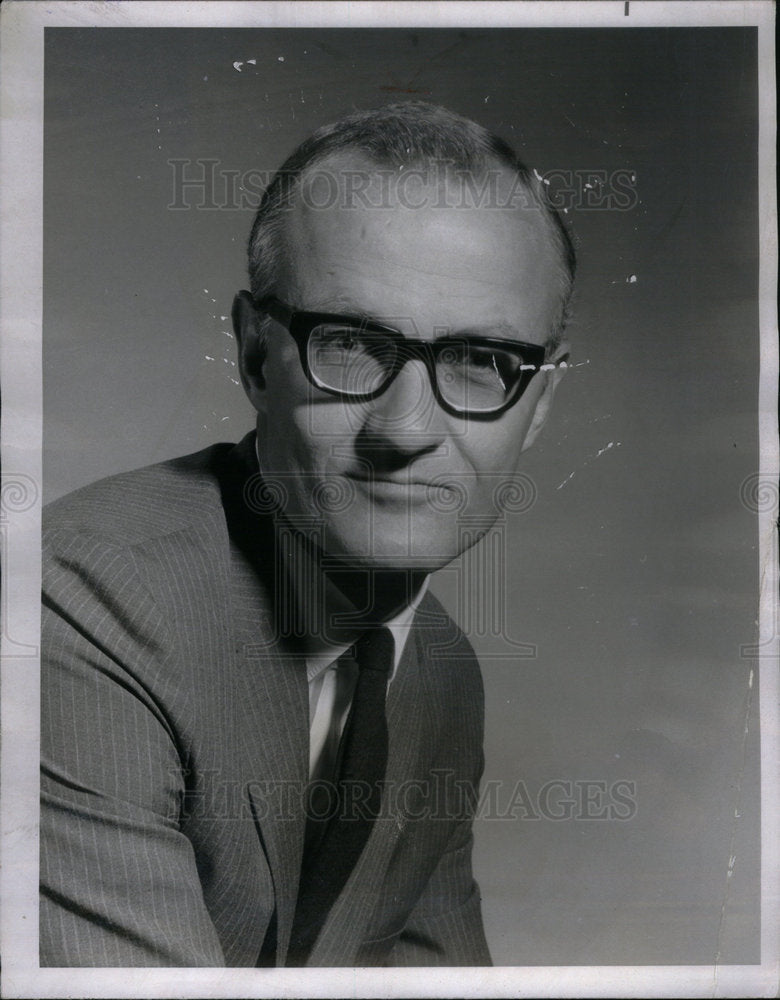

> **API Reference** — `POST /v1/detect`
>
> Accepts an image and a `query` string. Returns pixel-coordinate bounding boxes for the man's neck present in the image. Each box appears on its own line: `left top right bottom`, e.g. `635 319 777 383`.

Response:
274 520 428 658
321 562 428 626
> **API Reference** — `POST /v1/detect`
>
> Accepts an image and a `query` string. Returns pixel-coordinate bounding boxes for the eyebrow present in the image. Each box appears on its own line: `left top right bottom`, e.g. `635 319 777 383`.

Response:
451 320 524 340
304 298 526 342
306 295 365 314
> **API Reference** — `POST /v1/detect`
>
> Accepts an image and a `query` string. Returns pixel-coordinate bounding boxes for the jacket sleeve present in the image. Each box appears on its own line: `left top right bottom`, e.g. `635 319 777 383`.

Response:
387 814 491 966
40 531 226 967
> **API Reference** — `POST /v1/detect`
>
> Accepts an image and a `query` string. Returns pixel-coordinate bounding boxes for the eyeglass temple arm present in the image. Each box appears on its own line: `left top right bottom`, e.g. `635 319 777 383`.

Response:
540 352 570 370
257 295 290 326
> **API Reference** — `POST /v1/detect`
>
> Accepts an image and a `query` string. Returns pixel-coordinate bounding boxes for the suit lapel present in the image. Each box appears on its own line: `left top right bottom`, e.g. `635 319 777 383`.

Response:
231 562 309 965
219 438 310 965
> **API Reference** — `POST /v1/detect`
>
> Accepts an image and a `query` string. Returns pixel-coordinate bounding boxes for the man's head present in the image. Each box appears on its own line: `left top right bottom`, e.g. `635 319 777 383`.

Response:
233 102 576 573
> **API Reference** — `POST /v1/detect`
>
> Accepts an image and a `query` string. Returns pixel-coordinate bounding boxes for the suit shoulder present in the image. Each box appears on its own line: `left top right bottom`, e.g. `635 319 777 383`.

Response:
43 442 236 548
413 590 485 762
415 590 484 703
417 589 479 661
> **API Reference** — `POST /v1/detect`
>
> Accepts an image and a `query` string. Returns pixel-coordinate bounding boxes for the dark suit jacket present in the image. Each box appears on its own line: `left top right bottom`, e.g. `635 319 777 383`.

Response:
40 434 491 967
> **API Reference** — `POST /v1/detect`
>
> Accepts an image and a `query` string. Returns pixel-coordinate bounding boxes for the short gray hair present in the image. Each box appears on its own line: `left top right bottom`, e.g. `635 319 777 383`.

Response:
247 101 576 347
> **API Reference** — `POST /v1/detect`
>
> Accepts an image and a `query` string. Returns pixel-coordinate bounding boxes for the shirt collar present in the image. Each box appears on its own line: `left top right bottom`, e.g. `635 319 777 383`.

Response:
304 580 428 684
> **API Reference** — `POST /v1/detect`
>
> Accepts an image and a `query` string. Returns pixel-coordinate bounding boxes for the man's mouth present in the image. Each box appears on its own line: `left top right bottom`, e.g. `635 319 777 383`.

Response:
341 470 461 506
345 472 431 487
343 469 456 488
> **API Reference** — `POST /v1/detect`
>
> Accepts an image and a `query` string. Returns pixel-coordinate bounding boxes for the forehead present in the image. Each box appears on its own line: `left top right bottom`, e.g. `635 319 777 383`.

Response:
279 152 562 340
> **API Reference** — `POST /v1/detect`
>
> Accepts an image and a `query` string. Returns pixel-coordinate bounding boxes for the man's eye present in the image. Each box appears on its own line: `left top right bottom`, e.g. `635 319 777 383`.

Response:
315 325 362 351
330 327 361 349
465 347 498 369
459 344 520 380
439 343 516 371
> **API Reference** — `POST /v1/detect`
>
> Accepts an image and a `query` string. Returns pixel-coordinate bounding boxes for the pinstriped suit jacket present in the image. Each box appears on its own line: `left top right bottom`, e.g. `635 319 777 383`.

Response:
40 434 491 967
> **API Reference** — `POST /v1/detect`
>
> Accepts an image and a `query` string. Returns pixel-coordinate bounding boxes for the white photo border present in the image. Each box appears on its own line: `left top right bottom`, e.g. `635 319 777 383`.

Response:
1 2 777 997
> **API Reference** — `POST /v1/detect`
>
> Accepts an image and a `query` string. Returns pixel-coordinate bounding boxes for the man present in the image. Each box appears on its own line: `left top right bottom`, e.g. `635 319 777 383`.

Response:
40 102 575 967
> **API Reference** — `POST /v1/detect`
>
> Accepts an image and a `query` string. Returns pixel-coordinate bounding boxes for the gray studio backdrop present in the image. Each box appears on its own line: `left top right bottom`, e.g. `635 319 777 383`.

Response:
43 28 760 965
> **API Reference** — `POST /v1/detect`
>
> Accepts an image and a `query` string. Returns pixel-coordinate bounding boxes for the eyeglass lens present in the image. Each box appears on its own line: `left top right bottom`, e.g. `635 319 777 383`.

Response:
307 323 526 413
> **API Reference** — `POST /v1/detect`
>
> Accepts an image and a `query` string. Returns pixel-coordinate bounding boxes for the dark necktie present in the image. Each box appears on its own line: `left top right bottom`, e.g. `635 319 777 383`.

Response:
286 625 394 966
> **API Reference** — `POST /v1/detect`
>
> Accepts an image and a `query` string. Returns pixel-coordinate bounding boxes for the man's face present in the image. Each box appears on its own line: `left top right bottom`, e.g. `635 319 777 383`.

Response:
239 157 567 572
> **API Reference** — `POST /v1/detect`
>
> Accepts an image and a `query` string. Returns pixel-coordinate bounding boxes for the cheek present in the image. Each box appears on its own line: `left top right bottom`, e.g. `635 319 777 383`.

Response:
261 369 363 473
264 340 305 398
457 415 530 476
449 408 536 520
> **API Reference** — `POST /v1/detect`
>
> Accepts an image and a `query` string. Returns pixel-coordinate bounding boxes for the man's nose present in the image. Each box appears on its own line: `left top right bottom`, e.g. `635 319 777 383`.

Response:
360 358 447 453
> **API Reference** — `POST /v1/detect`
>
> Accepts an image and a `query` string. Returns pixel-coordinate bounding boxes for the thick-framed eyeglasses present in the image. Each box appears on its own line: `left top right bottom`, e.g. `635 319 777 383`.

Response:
258 295 569 419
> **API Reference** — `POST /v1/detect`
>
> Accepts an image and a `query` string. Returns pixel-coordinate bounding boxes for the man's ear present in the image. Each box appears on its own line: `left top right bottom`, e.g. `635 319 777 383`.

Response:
521 342 570 452
232 290 267 409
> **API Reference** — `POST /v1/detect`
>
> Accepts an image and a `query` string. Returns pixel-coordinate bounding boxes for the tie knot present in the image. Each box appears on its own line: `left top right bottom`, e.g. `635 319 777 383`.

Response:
353 626 394 675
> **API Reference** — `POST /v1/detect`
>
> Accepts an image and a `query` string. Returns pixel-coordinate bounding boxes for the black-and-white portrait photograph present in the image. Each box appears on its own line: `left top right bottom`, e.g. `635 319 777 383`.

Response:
0 2 777 997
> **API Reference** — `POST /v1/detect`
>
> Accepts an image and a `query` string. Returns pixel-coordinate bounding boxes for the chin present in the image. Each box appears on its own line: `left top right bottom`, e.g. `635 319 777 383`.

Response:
322 525 459 574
